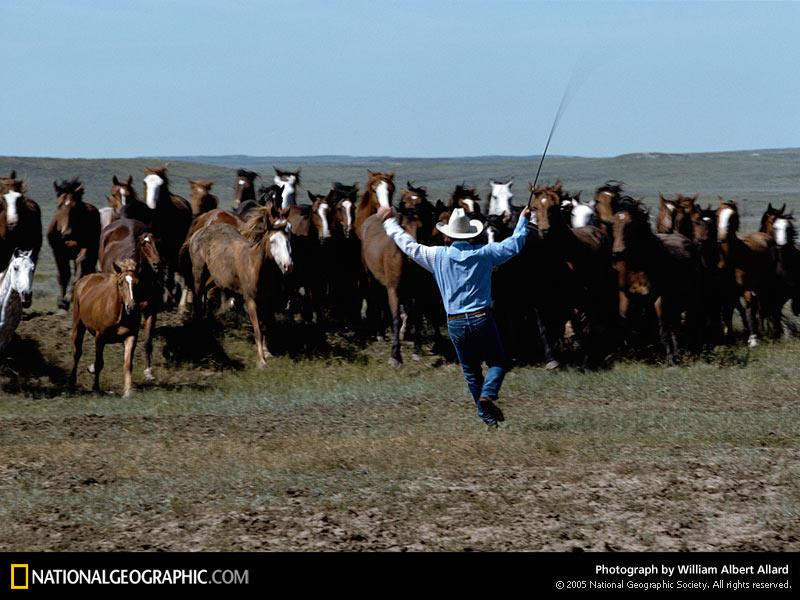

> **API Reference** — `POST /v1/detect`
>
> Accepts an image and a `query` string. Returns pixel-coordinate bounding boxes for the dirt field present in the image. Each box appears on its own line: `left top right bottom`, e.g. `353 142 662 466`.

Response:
1 302 798 551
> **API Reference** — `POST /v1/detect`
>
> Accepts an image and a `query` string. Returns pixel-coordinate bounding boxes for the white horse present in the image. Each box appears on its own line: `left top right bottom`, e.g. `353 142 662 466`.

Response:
0 249 35 353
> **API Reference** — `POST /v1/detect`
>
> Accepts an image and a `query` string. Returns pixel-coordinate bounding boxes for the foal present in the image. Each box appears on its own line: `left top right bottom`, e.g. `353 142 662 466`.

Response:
70 258 140 397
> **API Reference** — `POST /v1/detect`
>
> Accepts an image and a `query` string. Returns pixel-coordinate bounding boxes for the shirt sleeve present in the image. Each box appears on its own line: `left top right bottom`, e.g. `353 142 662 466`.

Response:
480 214 530 267
383 217 439 273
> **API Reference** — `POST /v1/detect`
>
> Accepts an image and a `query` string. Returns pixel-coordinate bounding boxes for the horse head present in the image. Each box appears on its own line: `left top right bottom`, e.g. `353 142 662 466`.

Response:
110 175 136 210
113 258 139 315
488 179 514 217
53 179 85 237
308 191 333 243
234 169 259 208
137 232 161 273
400 182 428 210
595 180 624 223
189 179 218 216
273 167 300 209
530 183 563 238
143 167 169 210
716 199 739 241
6 248 35 308
611 197 650 259
265 218 293 274
451 184 481 215
330 182 358 238
363 171 395 211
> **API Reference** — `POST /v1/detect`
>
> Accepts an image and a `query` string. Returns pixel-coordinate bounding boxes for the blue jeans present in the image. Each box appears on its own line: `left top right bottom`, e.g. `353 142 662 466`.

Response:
447 311 509 425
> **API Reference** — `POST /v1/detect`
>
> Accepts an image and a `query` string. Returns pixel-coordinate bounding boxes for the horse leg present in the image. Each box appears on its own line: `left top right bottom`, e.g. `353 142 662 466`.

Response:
69 319 85 391
411 297 424 361
245 297 267 368
123 333 137 397
54 251 72 311
92 337 105 394
191 264 206 320
142 311 156 381
738 291 757 347
534 307 558 370
387 285 402 367
654 296 675 366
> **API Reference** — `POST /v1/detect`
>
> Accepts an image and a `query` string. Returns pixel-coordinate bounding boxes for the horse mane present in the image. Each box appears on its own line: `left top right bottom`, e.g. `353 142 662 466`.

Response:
617 195 649 219
241 207 273 243
56 178 83 195
237 169 258 179
597 180 624 196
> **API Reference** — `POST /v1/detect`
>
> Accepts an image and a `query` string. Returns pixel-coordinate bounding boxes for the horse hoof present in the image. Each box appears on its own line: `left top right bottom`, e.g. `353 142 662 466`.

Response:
411 353 421 362
388 357 401 368
747 335 758 348
545 360 560 371
144 368 154 382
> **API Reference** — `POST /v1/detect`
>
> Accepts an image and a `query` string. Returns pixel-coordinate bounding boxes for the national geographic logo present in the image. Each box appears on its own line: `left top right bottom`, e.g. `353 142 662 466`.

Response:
10 563 29 590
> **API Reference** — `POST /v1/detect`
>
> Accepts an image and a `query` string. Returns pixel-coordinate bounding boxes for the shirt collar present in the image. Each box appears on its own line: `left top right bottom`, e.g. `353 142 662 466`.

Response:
451 241 475 250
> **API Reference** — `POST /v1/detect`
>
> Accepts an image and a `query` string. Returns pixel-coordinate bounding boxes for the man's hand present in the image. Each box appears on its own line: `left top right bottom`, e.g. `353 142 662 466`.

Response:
377 206 395 222
520 206 532 220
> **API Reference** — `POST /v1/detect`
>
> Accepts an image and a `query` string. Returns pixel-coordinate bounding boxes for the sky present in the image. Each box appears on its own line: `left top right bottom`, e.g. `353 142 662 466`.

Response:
1 0 799 158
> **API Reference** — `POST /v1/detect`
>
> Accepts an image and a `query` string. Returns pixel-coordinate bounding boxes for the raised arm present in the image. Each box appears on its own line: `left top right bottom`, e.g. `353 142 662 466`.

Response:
381 213 439 273
480 209 531 267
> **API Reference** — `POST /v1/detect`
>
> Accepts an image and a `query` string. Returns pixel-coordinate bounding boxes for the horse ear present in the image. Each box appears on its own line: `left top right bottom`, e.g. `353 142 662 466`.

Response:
75 184 84 195
113 261 123 274
489 180 496 187
767 202 774 212
53 181 60 193
780 203 786 214
112 175 120 186
507 179 513 187
9 170 16 179
307 190 316 202
13 248 21 258
126 175 133 186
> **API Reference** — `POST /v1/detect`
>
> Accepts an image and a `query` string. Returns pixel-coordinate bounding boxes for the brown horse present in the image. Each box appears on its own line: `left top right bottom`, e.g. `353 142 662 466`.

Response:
189 179 219 216
656 194 698 236
612 197 701 364
593 180 625 235
70 258 140 397
361 173 441 366
450 183 484 218
47 179 101 310
99 218 161 380
142 167 192 303
716 199 780 345
233 169 259 208
0 174 42 271
189 214 293 367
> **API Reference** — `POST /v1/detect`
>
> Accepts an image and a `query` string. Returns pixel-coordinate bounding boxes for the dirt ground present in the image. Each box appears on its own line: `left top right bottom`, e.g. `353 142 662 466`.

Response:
1 306 798 551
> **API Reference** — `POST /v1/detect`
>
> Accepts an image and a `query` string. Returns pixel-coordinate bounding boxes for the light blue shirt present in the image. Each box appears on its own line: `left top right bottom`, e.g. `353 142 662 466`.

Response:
383 214 529 314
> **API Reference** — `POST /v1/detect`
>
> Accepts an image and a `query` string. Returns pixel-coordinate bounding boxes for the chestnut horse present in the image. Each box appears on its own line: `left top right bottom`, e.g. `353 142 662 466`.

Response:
189 215 292 367
189 179 219 216
47 179 101 310
450 183 483 219
326 182 362 330
716 200 779 345
612 197 701 364
233 169 259 208
70 258 140 397
98 218 161 381
0 174 42 271
142 167 192 304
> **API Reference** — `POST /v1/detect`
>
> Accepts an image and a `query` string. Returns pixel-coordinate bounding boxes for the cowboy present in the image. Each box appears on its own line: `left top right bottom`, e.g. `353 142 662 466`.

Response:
377 204 531 428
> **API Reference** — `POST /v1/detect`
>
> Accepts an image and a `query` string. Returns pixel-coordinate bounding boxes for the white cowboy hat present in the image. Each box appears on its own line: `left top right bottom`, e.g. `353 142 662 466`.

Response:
436 207 484 240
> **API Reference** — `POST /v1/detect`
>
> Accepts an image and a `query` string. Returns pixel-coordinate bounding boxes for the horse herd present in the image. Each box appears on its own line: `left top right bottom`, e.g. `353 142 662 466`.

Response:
0 167 798 396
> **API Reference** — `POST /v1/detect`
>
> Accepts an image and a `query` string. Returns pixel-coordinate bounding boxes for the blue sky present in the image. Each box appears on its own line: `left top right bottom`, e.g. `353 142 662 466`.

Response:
1 0 798 157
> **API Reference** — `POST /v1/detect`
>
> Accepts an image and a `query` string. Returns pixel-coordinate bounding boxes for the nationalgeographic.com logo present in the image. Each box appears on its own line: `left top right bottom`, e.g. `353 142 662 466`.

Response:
7 563 248 588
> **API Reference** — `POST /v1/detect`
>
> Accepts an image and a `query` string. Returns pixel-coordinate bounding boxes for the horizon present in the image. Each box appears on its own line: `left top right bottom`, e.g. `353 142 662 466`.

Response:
4 145 800 163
